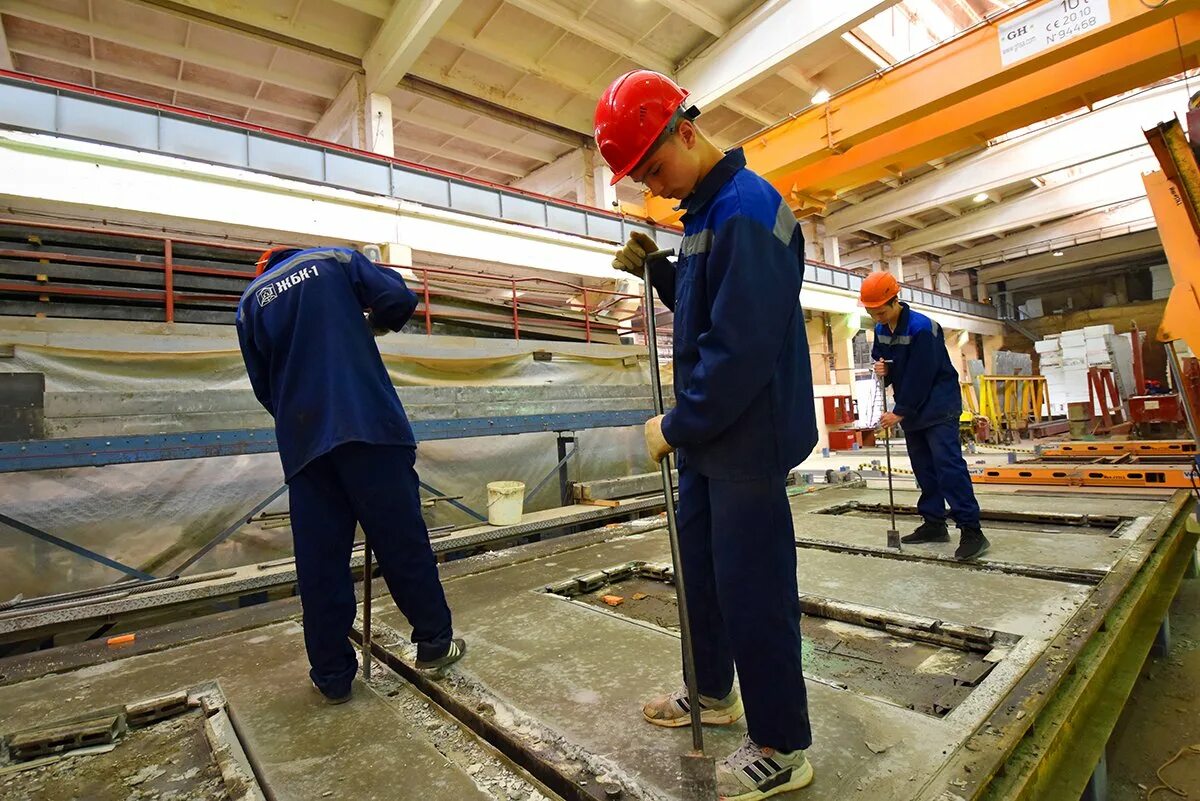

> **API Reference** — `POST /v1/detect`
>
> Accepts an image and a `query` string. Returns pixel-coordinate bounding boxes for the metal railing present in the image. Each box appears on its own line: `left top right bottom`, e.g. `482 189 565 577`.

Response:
0 217 656 340
0 71 996 320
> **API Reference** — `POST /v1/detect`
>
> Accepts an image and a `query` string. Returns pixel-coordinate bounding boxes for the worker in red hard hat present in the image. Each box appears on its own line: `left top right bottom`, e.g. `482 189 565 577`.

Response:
597 69 817 800
862 271 989 560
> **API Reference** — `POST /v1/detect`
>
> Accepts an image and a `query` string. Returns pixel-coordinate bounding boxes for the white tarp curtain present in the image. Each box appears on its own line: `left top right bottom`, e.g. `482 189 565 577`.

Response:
0 326 659 598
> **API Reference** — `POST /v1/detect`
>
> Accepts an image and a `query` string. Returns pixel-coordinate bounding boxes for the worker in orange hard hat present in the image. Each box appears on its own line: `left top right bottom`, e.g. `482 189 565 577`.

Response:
862 271 989 560
597 69 817 800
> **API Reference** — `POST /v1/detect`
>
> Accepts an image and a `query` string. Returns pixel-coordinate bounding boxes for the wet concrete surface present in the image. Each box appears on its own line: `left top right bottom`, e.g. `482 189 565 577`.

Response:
573 575 995 718
0 622 542 801
0 711 228 801
371 519 1090 800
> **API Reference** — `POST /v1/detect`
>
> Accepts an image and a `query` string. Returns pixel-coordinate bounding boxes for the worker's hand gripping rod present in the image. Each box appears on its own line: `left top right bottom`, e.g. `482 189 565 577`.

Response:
643 250 718 800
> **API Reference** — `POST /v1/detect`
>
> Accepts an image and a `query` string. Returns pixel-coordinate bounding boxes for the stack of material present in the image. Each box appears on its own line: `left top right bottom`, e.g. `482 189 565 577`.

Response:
994 351 1033 376
1036 337 1065 416
1034 324 1136 417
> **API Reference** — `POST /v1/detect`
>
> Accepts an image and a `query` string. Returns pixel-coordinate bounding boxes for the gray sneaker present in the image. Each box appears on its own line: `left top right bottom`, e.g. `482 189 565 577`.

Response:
642 688 744 728
716 734 814 800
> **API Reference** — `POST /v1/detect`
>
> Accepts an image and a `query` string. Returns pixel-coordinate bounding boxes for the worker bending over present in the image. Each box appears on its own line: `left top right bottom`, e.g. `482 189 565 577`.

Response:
237 246 464 705
862 271 989 560
598 70 817 800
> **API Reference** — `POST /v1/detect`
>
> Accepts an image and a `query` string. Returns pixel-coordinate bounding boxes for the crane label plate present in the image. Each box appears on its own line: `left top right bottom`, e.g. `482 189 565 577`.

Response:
999 0 1111 66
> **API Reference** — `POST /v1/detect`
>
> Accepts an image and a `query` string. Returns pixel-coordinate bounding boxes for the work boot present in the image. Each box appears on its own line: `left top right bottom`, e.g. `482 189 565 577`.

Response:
955 526 990 561
642 688 744 728
415 638 466 671
901 518 950 544
313 683 352 705
716 734 814 800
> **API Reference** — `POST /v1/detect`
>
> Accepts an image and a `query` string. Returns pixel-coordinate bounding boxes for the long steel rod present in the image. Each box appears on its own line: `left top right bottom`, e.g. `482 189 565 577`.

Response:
879 373 901 549
642 259 705 752
362 534 373 680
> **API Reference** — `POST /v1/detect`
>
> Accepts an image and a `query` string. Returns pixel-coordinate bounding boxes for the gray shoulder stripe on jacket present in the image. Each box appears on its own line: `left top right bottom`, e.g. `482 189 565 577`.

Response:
876 333 913 345
773 199 799 248
680 230 713 257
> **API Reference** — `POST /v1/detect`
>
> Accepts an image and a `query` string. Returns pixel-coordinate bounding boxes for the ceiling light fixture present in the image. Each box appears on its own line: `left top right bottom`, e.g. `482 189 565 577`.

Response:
1052 250 1065 257
973 192 989 203
811 89 831 104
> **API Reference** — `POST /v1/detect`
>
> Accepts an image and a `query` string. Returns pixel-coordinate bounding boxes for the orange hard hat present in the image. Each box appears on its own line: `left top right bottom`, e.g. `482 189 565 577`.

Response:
255 246 298 276
594 70 693 185
859 271 901 308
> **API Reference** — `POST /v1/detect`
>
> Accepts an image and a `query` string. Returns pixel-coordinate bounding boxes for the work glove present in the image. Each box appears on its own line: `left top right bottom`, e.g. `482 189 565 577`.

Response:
613 231 667 278
644 414 675 463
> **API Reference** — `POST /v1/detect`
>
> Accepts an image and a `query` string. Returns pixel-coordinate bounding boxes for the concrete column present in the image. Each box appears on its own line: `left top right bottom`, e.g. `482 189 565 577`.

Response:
936 273 952 293
801 221 820 260
359 92 394 156
887 256 904 281
922 274 934 290
822 235 840 267
584 149 618 209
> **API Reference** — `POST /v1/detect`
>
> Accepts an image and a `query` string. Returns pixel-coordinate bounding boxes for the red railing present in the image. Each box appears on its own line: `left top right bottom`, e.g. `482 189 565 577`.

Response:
0 217 662 342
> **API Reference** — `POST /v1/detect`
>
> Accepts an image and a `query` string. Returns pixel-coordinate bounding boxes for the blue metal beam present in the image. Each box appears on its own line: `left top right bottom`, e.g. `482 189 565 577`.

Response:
0 511 155 580
0 410 653 473
418 481 487 523
172 485 289 576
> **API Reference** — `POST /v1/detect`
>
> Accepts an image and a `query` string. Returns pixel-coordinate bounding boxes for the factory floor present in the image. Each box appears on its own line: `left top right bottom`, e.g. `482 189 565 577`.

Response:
0 483 1191 801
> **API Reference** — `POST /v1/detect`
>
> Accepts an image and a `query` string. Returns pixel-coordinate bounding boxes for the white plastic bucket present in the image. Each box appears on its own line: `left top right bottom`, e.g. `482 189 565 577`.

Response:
486 481 525 526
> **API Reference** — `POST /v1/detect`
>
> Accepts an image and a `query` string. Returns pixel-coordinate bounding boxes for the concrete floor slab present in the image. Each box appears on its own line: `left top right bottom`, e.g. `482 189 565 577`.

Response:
789 486 1165 520
791 515 1132 573
0 622 533 801
375 545 965 801
371 503 1098 800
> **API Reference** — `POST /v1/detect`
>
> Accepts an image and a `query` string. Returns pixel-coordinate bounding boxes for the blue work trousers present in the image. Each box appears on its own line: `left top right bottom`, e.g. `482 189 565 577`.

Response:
288 442 453 697
676 467 812 752
904 419 981 528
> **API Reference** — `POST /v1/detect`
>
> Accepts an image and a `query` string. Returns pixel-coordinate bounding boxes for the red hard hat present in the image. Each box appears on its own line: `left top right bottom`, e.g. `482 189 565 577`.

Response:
595 70 691 185
859 271 901 308
255 246 298 276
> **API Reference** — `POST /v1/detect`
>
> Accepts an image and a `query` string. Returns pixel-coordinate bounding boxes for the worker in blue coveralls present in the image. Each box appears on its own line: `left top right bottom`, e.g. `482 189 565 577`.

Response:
595 70 817 801
862 270 990 561
236 246 465 705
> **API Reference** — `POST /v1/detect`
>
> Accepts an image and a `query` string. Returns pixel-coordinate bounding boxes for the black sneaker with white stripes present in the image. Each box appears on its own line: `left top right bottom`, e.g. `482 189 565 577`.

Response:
415 638 466 671
716 734 814 800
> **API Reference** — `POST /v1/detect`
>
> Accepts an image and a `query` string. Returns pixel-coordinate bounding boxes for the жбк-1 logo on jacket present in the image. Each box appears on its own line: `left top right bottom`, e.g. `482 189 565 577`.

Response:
257 264 321 308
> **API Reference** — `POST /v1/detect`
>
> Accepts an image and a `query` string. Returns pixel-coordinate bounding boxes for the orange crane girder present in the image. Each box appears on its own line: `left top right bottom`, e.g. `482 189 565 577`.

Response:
740 0 1200 211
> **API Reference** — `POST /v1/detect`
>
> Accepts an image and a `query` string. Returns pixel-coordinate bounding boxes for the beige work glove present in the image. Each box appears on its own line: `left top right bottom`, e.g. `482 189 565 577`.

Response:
613 231 661 277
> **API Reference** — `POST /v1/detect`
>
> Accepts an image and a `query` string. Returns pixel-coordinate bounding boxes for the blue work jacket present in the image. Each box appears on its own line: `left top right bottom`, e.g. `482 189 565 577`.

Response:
649 148 818 480
236 248 417 480
871 302 962 431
